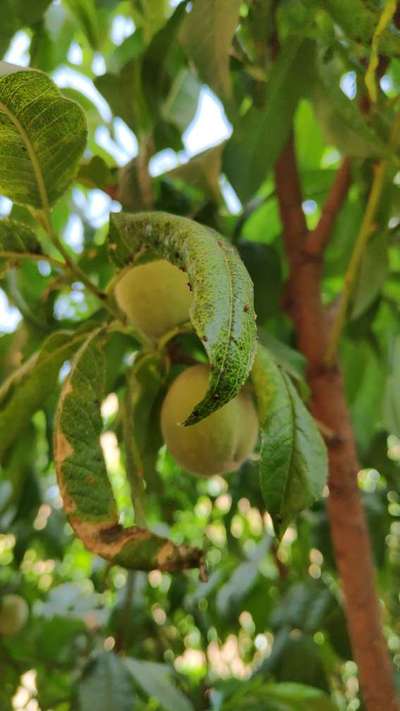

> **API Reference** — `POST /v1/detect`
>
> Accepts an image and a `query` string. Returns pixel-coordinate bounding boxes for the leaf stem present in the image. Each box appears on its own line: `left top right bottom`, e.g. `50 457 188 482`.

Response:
324 114 400 365
0 250 65 270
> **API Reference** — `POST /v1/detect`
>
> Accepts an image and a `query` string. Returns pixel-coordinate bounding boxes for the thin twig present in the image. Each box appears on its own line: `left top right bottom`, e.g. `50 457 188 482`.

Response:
0 251 65 270
306 158 352 257
324 114 400 365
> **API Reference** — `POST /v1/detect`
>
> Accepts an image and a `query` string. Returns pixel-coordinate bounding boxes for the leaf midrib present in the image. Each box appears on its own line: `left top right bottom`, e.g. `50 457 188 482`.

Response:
0 98 49 211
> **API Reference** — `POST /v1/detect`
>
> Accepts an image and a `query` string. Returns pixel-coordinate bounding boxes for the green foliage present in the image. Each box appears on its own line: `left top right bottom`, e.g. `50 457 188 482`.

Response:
0 63 86 207
0 2 399 709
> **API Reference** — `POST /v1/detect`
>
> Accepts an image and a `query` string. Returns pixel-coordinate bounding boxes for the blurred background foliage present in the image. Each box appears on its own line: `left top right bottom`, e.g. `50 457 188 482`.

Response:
1 0 400 709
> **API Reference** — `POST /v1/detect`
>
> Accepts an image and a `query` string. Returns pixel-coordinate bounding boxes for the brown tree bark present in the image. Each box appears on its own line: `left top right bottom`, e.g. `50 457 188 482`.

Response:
275 137 399 711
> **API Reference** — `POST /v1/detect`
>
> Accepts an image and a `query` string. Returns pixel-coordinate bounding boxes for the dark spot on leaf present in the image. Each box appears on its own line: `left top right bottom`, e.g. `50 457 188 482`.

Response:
244 304 249 313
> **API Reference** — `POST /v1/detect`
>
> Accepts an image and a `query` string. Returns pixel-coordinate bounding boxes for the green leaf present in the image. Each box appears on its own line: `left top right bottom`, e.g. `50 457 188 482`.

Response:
263 682 336 711
166 144 223 202
224 37 315 203
131 0 169 42
125 658 194 711
312 58 387 158
129 352 165 484
0 330 86 462
383 336 400 437
322 0 400 57
179 0 241 101
63 0 103 50
351 232 388 319
95 60 151 134
0 218 43 273
108 211 257 424
238 242 282 324
251 345 327 533
162 69 201 133
79 652 135 711
0 63 87 208
54 330 203 571
142 2 189 117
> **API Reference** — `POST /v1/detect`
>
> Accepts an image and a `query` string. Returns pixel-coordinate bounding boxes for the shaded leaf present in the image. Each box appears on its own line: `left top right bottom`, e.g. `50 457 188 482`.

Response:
252 345 327 533
79 652 135 711
0 219 43 273
0 330 86 462
351 232 388 319
125 658 194 711
0 62 87 207
166 144 223 202
224 37 314 202
108 211 256 424
180 0 241 100
383 336 400 437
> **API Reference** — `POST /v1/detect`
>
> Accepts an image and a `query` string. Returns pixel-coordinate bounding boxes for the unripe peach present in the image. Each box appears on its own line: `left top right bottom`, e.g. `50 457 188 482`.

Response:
161 364 258 476
0 594 28 635
114 259 192 340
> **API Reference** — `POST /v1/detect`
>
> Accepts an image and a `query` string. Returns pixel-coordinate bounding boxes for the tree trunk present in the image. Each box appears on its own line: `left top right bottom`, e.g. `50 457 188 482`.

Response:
275 138 399 711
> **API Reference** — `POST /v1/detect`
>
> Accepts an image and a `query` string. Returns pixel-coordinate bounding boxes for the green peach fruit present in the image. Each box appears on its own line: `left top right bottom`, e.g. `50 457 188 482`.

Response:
161 364 259 477
114 259 192 340
0 594 29 636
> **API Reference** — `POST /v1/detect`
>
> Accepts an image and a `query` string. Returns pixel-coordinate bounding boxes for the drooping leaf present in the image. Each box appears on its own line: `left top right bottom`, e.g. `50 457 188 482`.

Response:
125 658 194 711
108 211 257 424
54 330 203 571
79 652 135 711
0 330 87 462
0 63 86 208
0 218 43 274
224 37 315 202
251 345 327 534
179 0 241 101
142 1 190 117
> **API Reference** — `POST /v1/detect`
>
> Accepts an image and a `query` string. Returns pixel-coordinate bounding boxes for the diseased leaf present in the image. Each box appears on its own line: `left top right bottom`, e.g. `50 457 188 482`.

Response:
0 62 87 208
224 37 314 202
54 330 203 571
79 652 135 711
108 211 257 424
0 330 86 462
125 658 194 711
252 345 327 533
179 0 241 100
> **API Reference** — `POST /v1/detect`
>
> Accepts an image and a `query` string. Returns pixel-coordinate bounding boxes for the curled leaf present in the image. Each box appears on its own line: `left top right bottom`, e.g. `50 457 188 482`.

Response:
54 330 202 572
108 211 257 424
